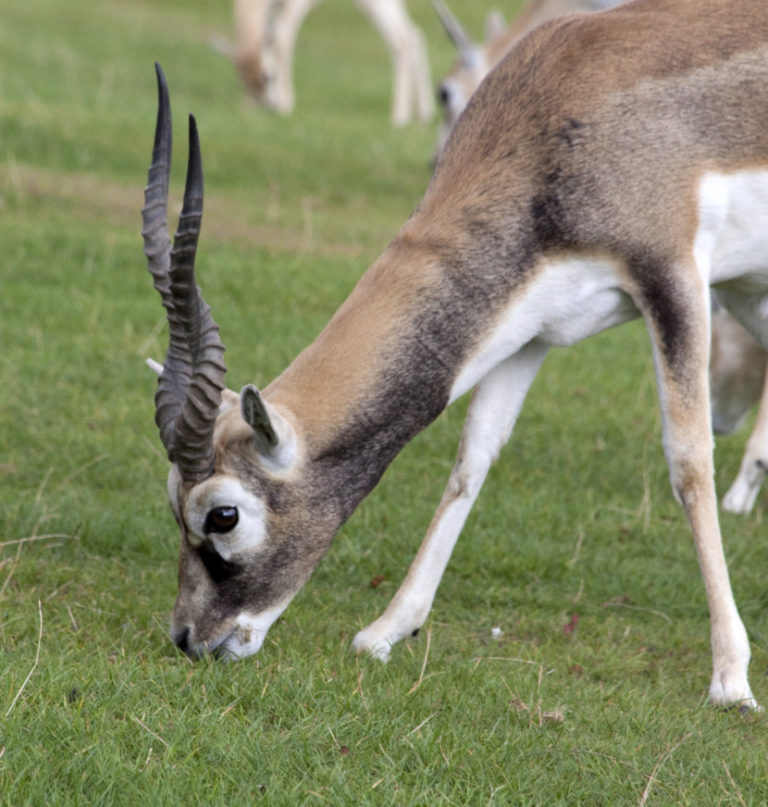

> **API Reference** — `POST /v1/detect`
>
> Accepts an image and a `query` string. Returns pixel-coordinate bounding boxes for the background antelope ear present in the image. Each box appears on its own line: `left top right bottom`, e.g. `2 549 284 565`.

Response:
240 385 296 467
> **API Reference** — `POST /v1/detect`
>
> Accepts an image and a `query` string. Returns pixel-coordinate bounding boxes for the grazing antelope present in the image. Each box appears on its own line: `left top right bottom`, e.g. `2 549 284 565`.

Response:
432 0 625 159
230 0 434 124
142 0 768 709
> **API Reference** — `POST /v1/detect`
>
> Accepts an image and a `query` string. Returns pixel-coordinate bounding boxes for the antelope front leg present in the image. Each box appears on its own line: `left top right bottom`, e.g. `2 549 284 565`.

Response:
722 366 768 514
644 290 756 709
269 0 318 114
353 341 548 661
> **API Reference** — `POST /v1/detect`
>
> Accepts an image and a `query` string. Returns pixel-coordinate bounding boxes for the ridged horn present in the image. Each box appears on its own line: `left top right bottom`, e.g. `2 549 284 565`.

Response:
432 0 475 54
141 63 227 483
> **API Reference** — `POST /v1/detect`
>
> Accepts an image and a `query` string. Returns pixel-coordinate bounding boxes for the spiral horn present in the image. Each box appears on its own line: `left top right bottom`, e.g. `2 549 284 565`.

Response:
141 63 227 483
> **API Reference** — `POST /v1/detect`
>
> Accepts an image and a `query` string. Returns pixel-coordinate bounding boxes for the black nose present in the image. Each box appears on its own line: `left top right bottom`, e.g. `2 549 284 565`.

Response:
437 84 451 106
173 626 191 654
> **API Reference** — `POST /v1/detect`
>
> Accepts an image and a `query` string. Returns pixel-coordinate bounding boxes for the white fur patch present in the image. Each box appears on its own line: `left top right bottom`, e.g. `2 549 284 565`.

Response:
451 170 768 406
701 169 768 288
450 254 635 402
184 475 267 559
216 600 291 659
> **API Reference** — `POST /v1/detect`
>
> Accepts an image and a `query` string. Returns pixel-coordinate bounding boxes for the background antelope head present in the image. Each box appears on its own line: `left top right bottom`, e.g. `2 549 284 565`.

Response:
228 0 434 125
431 0 625 159
142 65 335 659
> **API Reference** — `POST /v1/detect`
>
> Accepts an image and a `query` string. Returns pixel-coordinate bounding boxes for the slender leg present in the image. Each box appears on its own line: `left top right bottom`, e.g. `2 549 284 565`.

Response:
642 282 755 708
713 289 768 515
723 368 768 514
233 0 272 98
353 341 548 660
357 0 434 125
269 0 319 114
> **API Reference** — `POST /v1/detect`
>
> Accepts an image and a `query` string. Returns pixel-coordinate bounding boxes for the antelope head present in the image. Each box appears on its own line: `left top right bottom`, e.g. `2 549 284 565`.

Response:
432 0 497 155
142 65 332 659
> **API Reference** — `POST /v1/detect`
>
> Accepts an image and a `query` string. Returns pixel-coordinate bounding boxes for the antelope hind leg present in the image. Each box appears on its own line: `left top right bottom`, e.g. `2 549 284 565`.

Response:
715 290 768 515
643 284 756 709
722 367 768 514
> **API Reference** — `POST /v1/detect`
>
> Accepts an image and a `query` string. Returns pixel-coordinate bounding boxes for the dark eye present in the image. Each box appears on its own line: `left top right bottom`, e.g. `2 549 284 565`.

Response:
204 506 239 534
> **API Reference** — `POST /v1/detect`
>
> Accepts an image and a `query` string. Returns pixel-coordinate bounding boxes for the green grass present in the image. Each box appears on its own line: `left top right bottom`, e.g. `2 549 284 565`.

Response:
2 0 767 804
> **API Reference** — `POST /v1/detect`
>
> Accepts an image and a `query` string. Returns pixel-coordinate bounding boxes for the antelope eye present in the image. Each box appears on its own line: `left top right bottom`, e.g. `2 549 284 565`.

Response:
204 506 239 534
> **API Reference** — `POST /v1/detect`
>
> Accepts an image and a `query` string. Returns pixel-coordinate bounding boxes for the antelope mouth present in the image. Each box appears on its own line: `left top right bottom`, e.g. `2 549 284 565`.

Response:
170 617 276 661
213 625 269 660
170 624 238 660
212 601 294 660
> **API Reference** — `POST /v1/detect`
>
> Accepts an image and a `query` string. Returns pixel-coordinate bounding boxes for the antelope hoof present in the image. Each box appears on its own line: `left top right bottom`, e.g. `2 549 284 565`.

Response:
709 676 759 712
722 479 759 515
352 626 394 662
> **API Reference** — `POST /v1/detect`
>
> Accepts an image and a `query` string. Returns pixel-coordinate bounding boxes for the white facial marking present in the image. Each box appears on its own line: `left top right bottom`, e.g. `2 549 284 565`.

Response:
184 476 267 559
217 599 292 660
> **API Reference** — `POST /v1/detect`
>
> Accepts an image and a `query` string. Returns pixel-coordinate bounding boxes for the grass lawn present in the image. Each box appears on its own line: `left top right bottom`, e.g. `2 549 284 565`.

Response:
1 0 767 804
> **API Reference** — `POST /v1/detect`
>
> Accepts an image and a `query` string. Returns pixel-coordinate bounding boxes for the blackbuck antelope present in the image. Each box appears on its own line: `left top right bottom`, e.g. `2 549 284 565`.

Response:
229 0 434 125
142 0 768 709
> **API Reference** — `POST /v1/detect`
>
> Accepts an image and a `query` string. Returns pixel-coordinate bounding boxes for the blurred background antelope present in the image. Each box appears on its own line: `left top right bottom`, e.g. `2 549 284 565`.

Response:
222 0 435 124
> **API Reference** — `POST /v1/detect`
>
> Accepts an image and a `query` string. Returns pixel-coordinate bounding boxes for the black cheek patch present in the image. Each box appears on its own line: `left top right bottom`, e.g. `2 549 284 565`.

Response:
196 542 243 584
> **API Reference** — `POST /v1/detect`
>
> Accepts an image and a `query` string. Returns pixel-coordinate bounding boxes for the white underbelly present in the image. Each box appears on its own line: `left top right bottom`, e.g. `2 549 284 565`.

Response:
698 169 768 289
450 168 768 404
450 255 636 402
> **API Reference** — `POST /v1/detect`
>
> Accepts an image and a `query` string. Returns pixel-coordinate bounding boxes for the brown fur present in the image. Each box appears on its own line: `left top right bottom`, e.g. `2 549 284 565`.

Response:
271 0 768 427
433 0 625 159
153 1 768 704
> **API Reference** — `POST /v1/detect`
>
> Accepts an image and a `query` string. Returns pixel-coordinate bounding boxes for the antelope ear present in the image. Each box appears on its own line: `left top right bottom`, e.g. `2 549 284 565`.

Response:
240 385 296 467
